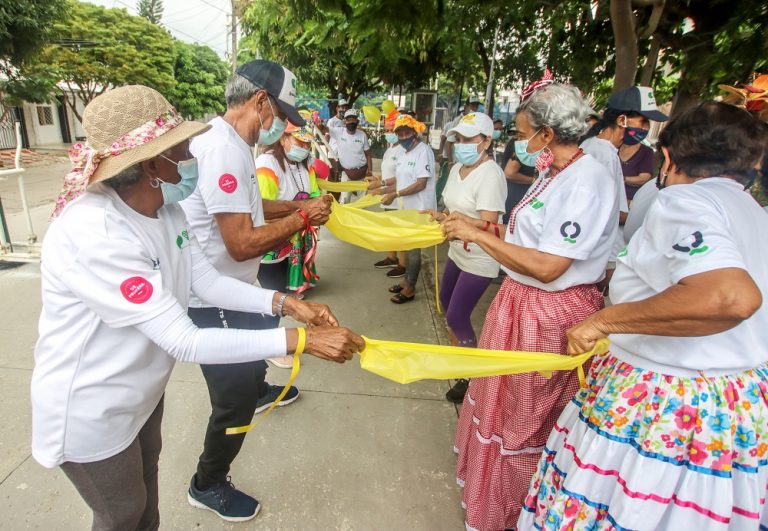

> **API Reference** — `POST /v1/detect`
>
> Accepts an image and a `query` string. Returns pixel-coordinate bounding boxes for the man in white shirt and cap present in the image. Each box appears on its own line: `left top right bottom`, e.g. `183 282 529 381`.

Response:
326 98 349 181
180 59 332 522
439 97 481 165
328 107 373 203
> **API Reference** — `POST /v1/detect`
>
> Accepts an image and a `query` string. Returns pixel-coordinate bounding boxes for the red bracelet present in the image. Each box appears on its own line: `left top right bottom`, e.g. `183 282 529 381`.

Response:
296 208 310 228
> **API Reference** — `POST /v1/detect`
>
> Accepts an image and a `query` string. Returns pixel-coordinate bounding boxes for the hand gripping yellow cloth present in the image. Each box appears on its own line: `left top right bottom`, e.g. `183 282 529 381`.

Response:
317 179 370 193
358 337 610 386
326 201 445 252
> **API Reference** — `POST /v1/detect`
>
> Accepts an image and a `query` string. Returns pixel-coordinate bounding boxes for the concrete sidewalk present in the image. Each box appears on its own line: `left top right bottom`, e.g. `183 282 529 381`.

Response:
0 214 486 529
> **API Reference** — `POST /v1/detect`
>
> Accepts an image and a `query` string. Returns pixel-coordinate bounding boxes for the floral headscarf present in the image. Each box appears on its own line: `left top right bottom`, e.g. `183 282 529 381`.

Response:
394 114 426 134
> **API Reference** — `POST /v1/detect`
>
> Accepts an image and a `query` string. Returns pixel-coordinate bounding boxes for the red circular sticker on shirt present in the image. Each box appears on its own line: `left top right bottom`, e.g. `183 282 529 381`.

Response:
120 276 153 304
218 173 238 193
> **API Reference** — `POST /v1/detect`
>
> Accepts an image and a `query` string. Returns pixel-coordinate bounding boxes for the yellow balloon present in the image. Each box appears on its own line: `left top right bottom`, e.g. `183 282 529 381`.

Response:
362 105 381 124
381 100 396 114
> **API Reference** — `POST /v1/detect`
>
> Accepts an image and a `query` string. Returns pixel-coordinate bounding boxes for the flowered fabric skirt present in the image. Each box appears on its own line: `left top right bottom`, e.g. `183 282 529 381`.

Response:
455 277 604 531
518 352 768 530
263 230 318 294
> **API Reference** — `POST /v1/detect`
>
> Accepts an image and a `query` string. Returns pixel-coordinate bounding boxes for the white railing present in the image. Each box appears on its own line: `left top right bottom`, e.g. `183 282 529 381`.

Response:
0 122 40 262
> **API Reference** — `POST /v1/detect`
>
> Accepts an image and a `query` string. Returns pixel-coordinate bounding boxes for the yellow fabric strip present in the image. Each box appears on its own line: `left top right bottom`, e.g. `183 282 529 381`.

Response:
344 194 383 209
434 245 442 314
326 201 445 252
225 329 306 435
317 179 369 193
357 337 609 385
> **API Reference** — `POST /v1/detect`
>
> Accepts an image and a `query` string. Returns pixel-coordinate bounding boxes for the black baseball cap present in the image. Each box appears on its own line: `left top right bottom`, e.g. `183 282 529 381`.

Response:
235 60 305 126
607 86 668 122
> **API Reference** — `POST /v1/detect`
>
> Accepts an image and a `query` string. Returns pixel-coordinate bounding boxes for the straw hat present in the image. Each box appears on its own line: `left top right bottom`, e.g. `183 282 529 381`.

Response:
83 85 210 184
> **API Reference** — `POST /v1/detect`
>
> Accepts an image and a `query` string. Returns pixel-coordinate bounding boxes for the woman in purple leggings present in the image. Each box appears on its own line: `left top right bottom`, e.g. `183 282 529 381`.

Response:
429 112 507 403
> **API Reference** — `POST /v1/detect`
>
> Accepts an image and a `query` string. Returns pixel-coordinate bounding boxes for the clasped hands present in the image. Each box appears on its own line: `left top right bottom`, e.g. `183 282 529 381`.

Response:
281 296 365 363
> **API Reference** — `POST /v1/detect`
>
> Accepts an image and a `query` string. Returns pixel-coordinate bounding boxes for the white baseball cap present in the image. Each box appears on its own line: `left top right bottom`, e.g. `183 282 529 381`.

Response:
448 112 494 138
338 98 349 107
344 108 359 119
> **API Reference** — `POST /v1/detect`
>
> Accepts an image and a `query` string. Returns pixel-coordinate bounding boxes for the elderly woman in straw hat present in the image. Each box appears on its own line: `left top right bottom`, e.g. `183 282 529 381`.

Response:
33 85 364 531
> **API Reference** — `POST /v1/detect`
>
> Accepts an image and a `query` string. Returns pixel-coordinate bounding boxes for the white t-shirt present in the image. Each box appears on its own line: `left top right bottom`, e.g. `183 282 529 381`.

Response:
181 117 265 307
581 136 629 260
610 178 768 375
32 185 192 468
380 144 403 211
254 152 312 201
503 154 619 291
327 115 344 152
623 178 659 242
442 113 464 156
442 160 507 277
394 141 436 211
329 128 369 170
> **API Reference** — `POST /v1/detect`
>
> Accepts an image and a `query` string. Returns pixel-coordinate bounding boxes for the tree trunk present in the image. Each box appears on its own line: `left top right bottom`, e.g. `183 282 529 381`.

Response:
610 0 639 91
638 35 661 86
670 66 708 117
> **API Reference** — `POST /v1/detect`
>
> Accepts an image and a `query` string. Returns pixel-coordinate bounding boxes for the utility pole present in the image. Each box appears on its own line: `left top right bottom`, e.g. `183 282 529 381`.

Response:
230 0 238 73
484 20 501 118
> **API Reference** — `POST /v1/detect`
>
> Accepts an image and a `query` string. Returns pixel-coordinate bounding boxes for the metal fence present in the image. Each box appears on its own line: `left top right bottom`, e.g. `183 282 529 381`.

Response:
0 104 19 150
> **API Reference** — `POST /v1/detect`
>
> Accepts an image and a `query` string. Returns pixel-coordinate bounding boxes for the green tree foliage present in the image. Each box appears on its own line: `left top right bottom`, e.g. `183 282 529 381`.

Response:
168 41 229 119
0 0 66 120
137 0 164 25
39 1 175 123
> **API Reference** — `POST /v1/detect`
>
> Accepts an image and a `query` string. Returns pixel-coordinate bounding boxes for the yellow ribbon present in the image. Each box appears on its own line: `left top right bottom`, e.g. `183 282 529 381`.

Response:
358 337 609 386
226 328 306 435
344 194 383 209
326 201 445 252
317 179 370 193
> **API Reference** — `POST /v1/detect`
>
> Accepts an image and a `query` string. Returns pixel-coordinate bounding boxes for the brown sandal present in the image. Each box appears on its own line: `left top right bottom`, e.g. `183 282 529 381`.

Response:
390 292 415 304
388 284 404 293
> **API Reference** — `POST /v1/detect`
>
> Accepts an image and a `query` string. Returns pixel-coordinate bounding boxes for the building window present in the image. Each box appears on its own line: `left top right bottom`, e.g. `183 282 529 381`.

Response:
37 106 54 126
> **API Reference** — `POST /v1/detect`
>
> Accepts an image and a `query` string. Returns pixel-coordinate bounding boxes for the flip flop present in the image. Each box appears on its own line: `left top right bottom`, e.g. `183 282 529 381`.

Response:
388 284 404 293
390 292 415 304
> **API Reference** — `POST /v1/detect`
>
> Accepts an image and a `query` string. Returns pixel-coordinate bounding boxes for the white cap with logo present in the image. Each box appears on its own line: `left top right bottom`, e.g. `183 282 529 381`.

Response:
448 112 494 139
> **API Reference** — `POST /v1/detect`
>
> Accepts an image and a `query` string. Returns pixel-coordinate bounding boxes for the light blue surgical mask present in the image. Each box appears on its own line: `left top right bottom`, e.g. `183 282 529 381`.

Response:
385 132 398 145
492 130 502 140
257 98 287 146
286 145 310 162
514 129 543 167
453 142 482 166
156 156 199 204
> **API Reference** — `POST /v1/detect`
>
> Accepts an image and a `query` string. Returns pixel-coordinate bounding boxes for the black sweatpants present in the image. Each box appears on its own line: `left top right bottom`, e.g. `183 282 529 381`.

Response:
188 307 272 488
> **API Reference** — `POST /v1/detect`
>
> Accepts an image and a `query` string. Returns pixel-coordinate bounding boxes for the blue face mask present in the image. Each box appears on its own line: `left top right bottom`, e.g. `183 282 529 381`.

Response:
157 156 199 204
453 142 482 166
514 129 543 167
398 135 416 150
492 130 502 140
385 132 398 145
286 145 310 162
257 98 287 146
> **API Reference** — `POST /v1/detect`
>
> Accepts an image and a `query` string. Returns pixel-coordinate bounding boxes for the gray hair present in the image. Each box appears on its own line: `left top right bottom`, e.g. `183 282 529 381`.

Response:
518 83 591 144
103 148 173 190
104 164 143 190
225 74 261 108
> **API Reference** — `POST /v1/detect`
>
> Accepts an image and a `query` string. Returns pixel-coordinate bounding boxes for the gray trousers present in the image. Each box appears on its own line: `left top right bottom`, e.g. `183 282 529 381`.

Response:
61 397 164 531
405 248 422 289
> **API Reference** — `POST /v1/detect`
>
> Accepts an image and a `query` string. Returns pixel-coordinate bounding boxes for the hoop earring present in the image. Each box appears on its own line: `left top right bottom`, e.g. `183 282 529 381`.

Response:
149 176 161 189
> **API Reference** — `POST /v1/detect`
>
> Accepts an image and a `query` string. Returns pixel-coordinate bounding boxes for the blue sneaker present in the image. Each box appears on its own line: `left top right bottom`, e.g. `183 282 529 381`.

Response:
187 475 260 522
254 384 300 415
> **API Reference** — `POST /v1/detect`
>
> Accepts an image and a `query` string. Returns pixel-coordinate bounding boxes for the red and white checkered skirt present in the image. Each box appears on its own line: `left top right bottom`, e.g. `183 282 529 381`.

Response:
454 277 604 531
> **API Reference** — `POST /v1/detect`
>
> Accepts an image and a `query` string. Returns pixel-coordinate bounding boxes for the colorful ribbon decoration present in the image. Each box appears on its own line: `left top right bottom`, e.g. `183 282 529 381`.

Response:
295 209 319 296
358 337 610 387
317 179 370 193
226 328 306 435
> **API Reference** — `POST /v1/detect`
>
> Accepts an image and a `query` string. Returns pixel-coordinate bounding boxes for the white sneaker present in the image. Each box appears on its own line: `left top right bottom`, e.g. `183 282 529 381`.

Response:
267 355 294 369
